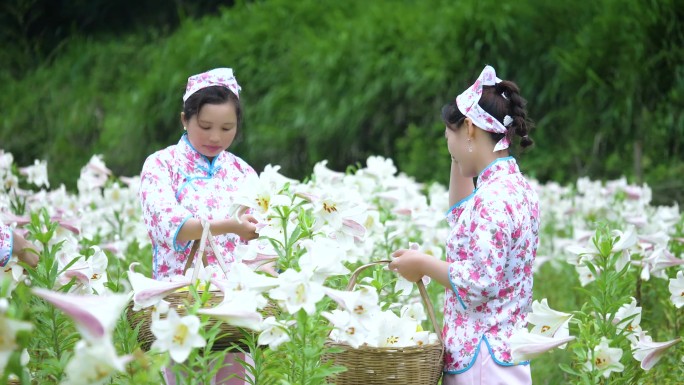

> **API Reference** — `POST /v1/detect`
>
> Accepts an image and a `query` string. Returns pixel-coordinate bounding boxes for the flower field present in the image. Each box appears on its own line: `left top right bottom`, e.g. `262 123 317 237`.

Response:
1 150 682 384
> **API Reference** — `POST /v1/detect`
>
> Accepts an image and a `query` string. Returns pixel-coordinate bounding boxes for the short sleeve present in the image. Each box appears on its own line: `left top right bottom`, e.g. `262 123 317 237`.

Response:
139 153 194 253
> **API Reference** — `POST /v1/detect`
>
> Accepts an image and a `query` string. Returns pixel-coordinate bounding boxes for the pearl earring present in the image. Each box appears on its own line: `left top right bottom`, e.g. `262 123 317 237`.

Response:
467 139 473 153
183 126 187 131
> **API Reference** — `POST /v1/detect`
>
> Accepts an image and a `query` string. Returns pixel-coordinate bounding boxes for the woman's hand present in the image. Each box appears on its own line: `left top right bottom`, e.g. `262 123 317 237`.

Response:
235 214 259 240
389 249 427 282
13 232 39 268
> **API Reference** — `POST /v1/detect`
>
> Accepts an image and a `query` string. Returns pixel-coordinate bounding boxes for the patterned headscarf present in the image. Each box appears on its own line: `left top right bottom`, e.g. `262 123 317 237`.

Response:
456 65 513 152
183 68 241 102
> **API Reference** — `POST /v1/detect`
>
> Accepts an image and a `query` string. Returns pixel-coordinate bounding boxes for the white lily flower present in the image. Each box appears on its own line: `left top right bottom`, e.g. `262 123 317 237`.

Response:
631 332 681 370
373 310 419 348
233 241 278 266
400 302 427 323
311 160 345 185
584 337 625 378
668 271 684 308
196 290 264 331
527 299 573 342
576 265 598 286
611 297 642 336
298 238 350 282
510 328 575 362
19 159 50 188
323 286 381 326
611 227 638 252
0 314 33 374
151 309 206 363
411 331 431 346
62 339 131 385
566 226 636 269
220 262 280 294
269 268 325 315
363 156 397 179
322 309 368 349
261 164 297 190
77 155 111 193
257 316 295 350
230 173 291 216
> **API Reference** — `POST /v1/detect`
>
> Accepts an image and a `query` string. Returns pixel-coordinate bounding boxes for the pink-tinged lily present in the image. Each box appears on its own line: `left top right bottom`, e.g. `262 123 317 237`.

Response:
637 248 684 281
510 328 576 362
32 288 130 342
632 332 681 370
638 232 670 250
128 263 191 310
2 212 80 235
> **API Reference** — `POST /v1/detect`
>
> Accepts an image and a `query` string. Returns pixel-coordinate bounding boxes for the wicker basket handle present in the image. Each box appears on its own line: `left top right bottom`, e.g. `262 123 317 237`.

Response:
182 220 232 285
346 260 443 344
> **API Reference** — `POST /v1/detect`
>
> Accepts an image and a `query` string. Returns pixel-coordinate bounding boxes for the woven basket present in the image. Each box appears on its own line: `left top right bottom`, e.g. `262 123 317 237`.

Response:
126 220 278 351
127 291 279 351
323 260 444 384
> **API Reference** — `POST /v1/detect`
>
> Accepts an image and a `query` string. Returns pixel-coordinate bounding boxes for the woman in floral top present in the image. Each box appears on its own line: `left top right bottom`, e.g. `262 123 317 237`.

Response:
139 68 259 385
390 65 539 385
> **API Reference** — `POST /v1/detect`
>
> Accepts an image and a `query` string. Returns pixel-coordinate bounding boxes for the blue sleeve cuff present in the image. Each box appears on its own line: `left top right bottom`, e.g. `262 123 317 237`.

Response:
173 215 193 252
0 231 13 267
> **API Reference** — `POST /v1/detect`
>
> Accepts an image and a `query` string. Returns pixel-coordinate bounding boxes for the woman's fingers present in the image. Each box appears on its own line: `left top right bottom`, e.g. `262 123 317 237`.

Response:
392 249 407 258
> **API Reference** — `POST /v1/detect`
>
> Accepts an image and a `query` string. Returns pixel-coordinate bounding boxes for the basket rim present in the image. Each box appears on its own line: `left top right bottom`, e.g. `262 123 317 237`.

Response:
324 340 443 353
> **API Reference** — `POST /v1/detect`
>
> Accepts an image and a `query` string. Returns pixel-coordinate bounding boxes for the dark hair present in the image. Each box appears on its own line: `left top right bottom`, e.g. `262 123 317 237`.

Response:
441 79 534 149
183 85 242 128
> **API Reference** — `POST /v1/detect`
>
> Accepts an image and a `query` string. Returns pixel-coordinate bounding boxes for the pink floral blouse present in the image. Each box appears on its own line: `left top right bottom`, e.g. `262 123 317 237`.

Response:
0 223 12 267
443 156 539 374
139 134 256 281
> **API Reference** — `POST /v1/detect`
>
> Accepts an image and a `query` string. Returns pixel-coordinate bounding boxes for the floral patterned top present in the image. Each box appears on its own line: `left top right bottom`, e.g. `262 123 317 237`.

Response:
139 134 256 281
0 223 12 267
443 156 539 373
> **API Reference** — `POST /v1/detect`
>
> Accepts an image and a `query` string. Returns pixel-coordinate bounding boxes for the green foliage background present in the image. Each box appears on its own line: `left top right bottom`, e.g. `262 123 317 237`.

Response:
1 0 683 205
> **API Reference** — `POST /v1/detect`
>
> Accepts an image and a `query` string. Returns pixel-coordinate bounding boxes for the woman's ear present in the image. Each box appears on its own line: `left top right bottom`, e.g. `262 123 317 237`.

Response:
464 118 477 140
180 112 187 128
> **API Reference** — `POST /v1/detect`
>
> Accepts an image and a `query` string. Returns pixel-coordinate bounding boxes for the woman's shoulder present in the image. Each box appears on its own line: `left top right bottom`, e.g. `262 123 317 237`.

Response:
223 152 256 176
141 144 180 173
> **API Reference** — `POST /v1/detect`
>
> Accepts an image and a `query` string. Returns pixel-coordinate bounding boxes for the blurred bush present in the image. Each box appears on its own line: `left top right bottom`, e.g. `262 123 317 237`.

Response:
0 0 682 204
